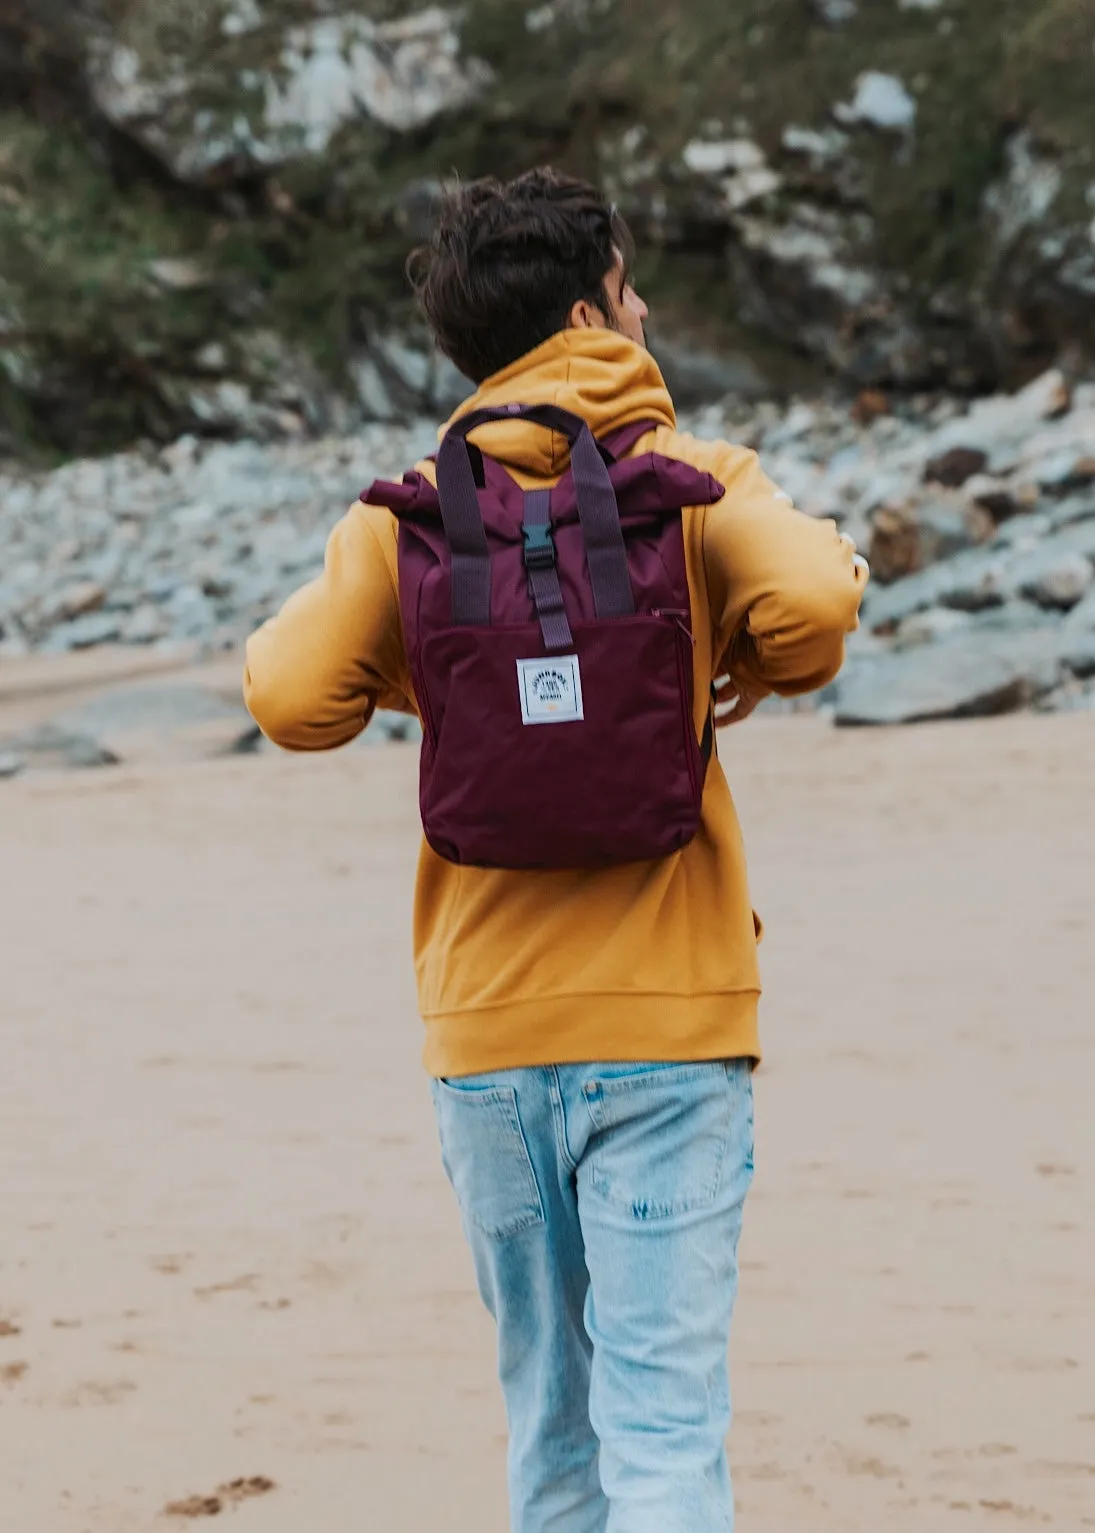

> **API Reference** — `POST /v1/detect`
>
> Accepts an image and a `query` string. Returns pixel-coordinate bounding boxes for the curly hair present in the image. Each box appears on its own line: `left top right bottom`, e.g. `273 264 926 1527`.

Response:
407 167 635 384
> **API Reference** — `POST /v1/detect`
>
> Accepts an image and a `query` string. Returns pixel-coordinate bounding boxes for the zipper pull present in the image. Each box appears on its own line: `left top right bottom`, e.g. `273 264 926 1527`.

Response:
653 608 696 645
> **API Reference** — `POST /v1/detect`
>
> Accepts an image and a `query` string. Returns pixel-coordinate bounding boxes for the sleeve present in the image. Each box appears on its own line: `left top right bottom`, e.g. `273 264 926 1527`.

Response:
242 501 411 751
702 444 868 697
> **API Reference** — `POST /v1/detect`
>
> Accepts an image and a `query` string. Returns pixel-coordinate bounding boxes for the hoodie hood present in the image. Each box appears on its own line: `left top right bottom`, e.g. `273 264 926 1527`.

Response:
437 329 677 478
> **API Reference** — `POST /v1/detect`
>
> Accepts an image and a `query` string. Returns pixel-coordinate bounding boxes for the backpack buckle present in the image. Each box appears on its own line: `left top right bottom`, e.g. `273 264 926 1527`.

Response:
522 522 556 571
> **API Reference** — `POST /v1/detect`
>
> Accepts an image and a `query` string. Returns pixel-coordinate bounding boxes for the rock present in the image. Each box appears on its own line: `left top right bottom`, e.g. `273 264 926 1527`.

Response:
836 72 917 133
648 333 767 406
1048 515 1095 564
145 258 208 292
122 604 169 645
1032 450 1095 494
89 9 493 184
1048 495 1095 532
49 580 108 622
989 509 1052 549
923 370 1073 469
373 334 432 401
812 0 858 22
860 486 1095 632
850 390 890 426
44 612 124 651
722 166 783 213
1064 588 1095 631
983 130 1063 255
780 125 850 164
1062 633 1095 680
868 506 921 584
268 10 491 140
1042 680 1095 713
894 606 974 648
0 751 23 780
351 357 398 422
40 685 261 767
833 630 1063 726
3 725 119 772
428 354 474 415
1019 550 1094 611
862 542 1012 628
869 494 980 583
924 446 988 488
962 473 1037 523
682 139 766 176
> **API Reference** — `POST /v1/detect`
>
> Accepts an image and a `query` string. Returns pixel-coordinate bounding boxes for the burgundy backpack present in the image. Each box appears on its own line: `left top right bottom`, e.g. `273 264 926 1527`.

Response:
363 402 725 870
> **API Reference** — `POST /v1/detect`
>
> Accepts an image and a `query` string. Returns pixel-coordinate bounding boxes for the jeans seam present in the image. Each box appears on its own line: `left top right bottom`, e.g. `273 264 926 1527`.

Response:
548 1065 579 1175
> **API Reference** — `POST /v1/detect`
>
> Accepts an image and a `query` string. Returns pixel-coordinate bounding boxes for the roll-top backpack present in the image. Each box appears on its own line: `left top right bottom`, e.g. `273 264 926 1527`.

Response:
363 402 725 871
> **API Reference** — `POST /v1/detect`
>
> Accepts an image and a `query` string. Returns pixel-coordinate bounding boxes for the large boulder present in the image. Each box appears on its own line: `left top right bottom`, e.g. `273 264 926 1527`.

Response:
832 628 1066 726
87 8 492 185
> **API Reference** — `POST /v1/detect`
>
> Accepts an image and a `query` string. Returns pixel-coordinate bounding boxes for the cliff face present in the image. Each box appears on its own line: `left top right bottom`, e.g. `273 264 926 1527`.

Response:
1 0 1093 457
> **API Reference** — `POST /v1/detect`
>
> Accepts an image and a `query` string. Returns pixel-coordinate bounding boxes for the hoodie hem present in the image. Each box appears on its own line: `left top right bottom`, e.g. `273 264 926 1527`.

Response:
421 989 761 1078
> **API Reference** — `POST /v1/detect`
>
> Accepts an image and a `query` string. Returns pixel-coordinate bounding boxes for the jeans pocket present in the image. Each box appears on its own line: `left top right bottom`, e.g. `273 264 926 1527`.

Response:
582 1061 745 1221
432 1078 545 1240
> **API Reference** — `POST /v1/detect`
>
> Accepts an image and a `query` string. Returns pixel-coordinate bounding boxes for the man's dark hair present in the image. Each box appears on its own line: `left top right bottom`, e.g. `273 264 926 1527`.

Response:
407 167 635 384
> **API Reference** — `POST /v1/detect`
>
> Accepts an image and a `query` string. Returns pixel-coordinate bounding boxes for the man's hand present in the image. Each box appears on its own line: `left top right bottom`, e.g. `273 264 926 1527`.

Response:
710 532 868 728
712 670 769 728
841 531 870 578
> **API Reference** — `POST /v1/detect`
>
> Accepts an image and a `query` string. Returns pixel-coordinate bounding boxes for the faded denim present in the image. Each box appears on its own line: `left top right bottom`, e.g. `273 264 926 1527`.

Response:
431 1058 755 1533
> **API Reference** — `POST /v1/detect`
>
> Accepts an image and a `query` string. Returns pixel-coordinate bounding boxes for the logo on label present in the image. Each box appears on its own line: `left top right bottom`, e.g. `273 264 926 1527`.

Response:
517 655 584 725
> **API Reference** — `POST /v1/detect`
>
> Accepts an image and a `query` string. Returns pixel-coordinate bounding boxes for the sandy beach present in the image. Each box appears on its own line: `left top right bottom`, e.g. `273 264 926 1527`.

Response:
2 690 1093 1532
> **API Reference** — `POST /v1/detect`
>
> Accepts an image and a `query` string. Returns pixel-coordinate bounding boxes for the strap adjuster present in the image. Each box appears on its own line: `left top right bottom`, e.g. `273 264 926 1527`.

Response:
522 522 556 571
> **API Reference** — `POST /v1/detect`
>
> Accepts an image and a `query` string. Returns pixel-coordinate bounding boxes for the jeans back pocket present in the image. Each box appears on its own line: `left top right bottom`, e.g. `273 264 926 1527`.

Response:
582 1061 747 1222
432 1079 545 1240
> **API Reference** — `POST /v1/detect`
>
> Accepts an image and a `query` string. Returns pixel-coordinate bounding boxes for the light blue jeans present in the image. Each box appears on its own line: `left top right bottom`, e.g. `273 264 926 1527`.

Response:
431 1058 755 1533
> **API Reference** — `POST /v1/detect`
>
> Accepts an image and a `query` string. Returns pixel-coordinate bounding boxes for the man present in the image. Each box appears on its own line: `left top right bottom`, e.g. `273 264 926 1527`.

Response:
244 167 867 1532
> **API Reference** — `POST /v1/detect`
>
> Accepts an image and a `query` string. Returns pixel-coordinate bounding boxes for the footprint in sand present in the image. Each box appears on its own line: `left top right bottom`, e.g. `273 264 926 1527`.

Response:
978 1499 1047 1521
842 1452 902 1479
61 1379 136 1407
151 1255 192 1276
192 1275 260 1300
164 1478 276 1519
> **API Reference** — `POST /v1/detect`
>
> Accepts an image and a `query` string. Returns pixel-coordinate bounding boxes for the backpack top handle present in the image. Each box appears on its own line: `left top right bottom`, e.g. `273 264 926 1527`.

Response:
436 403 635 628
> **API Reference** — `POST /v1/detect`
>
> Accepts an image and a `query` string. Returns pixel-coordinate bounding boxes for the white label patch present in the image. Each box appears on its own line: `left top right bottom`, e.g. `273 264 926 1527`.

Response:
517 655 584 726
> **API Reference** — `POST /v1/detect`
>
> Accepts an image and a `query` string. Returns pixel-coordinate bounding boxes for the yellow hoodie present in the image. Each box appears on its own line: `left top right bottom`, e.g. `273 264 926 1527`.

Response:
244 330 866 1076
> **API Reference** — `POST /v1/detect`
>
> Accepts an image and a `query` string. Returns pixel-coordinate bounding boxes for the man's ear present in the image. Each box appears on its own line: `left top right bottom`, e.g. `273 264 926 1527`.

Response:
569 298 606 330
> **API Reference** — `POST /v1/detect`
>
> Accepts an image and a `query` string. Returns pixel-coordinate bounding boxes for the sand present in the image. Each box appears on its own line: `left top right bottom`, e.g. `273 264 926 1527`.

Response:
1 684 1093 1532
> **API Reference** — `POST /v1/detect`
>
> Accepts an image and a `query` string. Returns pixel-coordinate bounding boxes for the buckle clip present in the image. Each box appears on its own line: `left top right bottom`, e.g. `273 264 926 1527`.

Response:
522 522 556 571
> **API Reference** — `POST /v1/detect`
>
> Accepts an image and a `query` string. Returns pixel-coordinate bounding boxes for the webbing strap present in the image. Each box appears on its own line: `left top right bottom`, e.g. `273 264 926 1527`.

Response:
522 489 573 651
435 431 492 626
569 425 635 619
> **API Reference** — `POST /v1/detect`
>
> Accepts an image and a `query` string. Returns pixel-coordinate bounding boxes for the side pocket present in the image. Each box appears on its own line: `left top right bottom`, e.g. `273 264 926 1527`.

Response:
432 1080 545 1240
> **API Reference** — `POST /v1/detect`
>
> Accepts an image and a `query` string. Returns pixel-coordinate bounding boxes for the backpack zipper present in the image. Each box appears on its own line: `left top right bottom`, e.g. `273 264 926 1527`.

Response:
654 610 702 805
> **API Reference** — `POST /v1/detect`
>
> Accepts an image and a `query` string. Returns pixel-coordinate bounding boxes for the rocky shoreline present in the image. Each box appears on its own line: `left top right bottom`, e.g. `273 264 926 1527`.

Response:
2 369 1094 776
